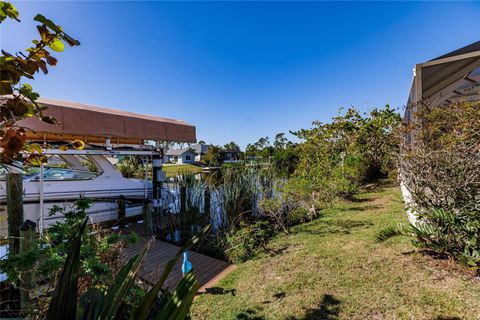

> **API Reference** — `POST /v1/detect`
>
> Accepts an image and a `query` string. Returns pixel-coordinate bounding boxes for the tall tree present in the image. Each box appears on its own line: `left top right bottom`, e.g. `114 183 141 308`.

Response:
203 145 222 166
274 133 288 150
223 141 240 152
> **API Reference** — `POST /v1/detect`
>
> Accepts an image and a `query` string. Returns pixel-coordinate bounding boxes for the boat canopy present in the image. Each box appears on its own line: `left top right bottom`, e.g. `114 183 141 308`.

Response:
11 97 196 144
406 40 480 118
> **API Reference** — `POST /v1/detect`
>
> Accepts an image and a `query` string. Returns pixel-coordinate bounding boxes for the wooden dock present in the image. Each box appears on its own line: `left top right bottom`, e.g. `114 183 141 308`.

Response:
126 238 235 291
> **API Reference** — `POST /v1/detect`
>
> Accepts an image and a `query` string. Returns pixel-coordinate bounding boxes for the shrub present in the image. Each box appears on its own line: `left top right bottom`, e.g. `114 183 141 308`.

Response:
292 106 400 204
0 199 124 289
399 100 480 215
259 192 296 234
45 218 201 320
377 209 480 270
385 100 480 271
225 221 273 263
116 156 145 178
284 177 335 220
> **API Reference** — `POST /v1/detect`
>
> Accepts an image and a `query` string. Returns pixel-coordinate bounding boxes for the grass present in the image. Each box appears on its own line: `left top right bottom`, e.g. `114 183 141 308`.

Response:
162 163 202 177
191 185 480 320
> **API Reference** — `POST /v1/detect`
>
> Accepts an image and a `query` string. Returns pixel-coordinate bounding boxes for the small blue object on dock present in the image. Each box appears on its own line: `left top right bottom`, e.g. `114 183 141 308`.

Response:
182 251 192 276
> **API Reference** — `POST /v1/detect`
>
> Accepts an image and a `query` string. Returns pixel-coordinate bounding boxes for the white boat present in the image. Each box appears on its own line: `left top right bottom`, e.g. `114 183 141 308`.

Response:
0 154 152 237
0 97 197 239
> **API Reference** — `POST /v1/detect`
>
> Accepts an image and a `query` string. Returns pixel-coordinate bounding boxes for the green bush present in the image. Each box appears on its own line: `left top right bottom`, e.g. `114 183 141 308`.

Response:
225 221 274 263
116 156 145 178
291 106 400 211
377 209 480 270
45 218 201 320
384 100 480 271
0 199 122 287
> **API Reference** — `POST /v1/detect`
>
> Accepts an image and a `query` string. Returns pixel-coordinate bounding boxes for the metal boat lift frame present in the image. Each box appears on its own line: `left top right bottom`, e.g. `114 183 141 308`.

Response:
35 145 165 233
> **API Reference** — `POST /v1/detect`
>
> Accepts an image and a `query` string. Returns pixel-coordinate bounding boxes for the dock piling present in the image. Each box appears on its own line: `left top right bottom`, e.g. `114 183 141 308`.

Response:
118 195 126 229
6 172 24 254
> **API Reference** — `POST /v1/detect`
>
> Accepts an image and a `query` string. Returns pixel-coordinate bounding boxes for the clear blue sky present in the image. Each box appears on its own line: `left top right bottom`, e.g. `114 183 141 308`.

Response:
2 1 480 148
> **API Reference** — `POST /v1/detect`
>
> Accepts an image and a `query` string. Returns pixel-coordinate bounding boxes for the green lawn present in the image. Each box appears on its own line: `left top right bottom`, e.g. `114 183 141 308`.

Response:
162 164 202 177
191 186 480 320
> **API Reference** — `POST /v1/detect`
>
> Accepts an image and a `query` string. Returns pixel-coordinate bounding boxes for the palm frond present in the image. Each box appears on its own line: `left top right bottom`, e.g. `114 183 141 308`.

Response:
375 224 409 242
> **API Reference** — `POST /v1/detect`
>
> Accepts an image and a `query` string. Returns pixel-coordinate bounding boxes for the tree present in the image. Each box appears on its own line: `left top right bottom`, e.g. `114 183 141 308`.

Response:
274 133 288 150
245 136 270 160
203 145 222 166
356 105 400 181
0 2 80 163
291 106 400 201
245 143 258 159
223 141 240 152
255 137 270 150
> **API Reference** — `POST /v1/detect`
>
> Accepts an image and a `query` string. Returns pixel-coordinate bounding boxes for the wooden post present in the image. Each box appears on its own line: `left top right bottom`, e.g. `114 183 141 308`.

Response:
143 199 153 236
118 195 126 229
204 186 210 216
6 173 23 254
19 220 36 311
180 185 187 214
152 149 164 232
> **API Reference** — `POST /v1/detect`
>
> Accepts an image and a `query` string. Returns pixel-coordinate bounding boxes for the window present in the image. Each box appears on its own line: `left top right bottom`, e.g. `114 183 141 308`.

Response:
185 154 191 161
174 156 178 162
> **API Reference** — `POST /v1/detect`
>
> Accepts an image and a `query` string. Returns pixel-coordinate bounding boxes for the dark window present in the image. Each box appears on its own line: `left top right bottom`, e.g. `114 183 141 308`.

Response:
186 154 191 161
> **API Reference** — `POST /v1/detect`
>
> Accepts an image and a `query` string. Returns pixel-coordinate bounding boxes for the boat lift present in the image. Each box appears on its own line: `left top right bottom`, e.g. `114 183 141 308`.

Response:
7 97 196 235
35 146 161 233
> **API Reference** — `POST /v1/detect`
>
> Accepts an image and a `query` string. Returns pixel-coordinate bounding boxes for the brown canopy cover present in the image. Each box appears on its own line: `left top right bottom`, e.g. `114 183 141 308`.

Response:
14 98 196 144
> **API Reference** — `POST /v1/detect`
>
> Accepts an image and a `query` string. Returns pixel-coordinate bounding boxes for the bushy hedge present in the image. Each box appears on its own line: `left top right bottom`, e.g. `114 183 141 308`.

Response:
289 106 400 214
382 100 480 271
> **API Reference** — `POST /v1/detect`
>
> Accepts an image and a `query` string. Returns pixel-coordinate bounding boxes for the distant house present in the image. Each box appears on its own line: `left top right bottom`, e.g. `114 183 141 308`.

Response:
164 148 196 164
222 149 243 162
190 144 213 162
165 143 243 164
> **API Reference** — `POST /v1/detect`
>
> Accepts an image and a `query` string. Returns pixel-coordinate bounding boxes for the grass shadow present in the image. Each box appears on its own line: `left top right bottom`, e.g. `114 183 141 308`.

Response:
286 294 341 320
294 219 373 237
336 204 382 212
345 196 373 203
236 308 265 320
201 286 237 296
266 245 290 257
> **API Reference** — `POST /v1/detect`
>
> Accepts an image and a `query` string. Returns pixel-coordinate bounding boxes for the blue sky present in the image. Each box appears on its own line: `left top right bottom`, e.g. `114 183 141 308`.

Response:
2 1 480 148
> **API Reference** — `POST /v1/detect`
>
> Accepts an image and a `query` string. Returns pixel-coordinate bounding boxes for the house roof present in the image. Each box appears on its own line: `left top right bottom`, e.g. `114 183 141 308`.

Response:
407 40 480 107
190 143 212 154
3 97 196 144
165 148 195 156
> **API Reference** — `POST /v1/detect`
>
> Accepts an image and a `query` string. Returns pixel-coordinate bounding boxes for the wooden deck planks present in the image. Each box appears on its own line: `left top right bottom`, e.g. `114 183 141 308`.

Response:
125 238 234 291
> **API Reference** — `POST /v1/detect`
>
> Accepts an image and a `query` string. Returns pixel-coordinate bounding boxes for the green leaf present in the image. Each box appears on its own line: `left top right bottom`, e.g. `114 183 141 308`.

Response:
100 241 150 320
45 218 88 320
34 14 61 33
470 237 477 246
12 101 28 117
0 2 20 22
48 38 64 52
155 271 200 320
77 288 105 320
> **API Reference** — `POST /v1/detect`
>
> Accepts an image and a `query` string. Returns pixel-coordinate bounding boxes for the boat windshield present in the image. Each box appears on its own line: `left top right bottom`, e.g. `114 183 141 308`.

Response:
30 167 99 181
